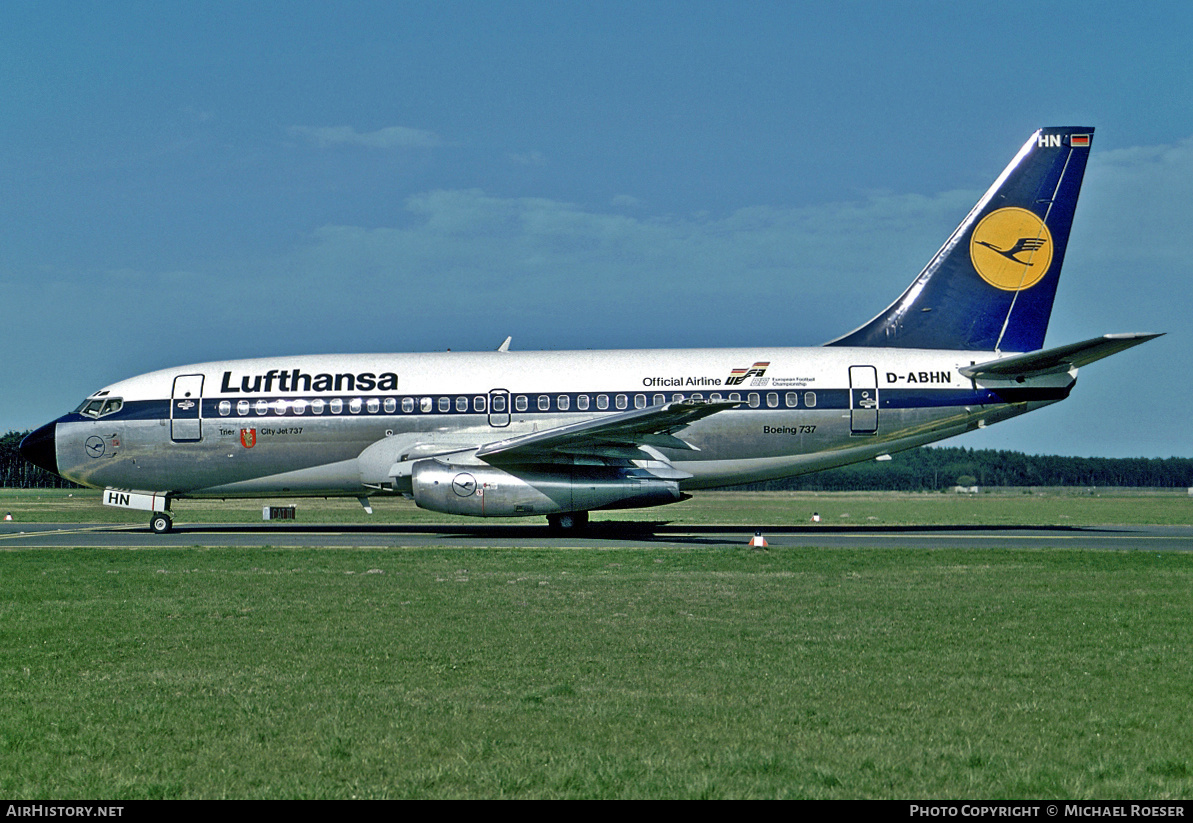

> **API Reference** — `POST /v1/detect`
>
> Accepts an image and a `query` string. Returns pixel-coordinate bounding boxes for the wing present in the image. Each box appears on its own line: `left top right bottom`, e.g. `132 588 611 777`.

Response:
476 399 739 464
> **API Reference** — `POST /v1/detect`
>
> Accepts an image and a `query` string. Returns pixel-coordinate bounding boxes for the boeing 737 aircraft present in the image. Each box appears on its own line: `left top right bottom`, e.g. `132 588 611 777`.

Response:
21 127 1160 533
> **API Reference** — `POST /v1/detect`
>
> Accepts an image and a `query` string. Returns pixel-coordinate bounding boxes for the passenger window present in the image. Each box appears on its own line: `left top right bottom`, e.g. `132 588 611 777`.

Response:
367 398 380 413
330 398 343 414
538 395 550 411
597 395 609 410
710 393 722 402
492 395 506 413
218 401 231 416
634 394 646 409
311 399 325 415
349 398 363 414
402 397 414 413
456 396 468 412
729 393 741 402
577 395 590 410
515 396 528 412
273 399 288 415
748 393 760 408
615 394 627 410
474 396 486 412
237 400 250 416
255 399 269 415
384 398 396 414
767 393 779 408
557 395 569 411
690 393 703 402
420 397 432 413
672 394 684 402
653 394 665 406
786 392 798 408
804 391 817 408
293 399 307 415
437 397 450 412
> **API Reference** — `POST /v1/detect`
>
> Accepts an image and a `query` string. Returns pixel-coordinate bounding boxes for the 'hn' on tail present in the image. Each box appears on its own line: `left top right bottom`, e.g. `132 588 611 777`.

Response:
828 127 1094 353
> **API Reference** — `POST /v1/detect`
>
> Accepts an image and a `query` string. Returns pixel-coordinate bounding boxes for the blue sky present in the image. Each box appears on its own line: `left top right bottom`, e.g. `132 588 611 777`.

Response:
3 1 1190 458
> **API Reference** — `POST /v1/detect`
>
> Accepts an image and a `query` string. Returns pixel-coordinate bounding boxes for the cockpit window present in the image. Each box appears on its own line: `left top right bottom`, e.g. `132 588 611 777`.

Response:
76 399 104 418
76 397 123 419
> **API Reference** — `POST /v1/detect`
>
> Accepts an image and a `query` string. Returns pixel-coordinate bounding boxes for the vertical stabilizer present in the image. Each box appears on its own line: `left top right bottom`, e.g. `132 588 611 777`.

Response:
828 127 1093 352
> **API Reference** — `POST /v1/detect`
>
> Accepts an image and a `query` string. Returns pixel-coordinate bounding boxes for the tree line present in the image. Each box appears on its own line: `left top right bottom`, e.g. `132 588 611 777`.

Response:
737 446 1193 491
3 428 1191 491
0 430 76 488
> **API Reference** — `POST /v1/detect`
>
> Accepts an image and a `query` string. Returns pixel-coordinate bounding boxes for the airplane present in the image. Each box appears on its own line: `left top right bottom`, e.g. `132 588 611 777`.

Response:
20 127 1161 534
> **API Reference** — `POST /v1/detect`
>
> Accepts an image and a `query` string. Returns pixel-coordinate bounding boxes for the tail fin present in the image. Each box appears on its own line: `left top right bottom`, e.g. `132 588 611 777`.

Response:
828 127 1094 352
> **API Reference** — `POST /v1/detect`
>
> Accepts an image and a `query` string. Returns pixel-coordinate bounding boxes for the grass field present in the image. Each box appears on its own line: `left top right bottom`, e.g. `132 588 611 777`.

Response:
3 490 1193 798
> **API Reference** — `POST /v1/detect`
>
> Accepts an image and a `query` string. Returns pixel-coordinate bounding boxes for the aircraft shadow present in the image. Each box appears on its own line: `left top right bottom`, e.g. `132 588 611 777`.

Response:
158 520 1127 542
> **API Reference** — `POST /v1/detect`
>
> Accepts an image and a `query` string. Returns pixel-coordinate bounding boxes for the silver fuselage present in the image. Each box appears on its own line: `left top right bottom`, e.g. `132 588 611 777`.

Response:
48 345 1071 499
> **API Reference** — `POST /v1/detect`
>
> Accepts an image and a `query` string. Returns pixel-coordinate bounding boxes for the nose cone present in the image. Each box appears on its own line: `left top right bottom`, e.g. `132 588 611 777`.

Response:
19 422 59 477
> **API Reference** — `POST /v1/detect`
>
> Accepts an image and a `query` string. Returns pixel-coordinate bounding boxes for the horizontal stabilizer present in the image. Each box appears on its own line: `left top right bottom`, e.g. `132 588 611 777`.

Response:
960 333 1163 381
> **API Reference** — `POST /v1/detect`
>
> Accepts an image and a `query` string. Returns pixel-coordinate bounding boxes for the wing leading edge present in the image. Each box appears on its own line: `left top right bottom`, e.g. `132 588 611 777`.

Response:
476 400 740 463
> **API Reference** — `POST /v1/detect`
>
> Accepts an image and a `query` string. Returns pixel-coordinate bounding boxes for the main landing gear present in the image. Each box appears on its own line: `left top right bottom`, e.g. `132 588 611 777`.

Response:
546 511 589 532
149 512 174 534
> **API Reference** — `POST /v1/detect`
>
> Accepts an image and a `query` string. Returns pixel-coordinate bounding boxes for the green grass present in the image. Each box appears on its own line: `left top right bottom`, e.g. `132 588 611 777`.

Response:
3 543 1193 798
3 487 1192 527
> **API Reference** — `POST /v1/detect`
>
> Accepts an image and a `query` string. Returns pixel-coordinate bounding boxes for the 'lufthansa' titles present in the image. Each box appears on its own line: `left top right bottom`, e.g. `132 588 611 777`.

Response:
220 369 399 394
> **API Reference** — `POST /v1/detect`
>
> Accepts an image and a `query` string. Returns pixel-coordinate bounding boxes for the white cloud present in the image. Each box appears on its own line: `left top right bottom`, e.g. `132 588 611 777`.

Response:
239 185 975 353
508 150 548 166
288 125 444 149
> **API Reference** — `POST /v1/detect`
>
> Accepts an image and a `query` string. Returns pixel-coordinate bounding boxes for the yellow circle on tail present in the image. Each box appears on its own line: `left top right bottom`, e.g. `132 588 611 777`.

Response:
969 207 1053 291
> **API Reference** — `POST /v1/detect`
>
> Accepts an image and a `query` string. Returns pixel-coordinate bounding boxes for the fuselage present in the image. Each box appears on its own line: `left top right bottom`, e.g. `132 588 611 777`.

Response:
37 344 1071 499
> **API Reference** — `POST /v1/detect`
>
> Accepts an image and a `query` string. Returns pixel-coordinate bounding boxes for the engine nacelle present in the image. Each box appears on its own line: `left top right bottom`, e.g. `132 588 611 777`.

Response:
410 460 683 517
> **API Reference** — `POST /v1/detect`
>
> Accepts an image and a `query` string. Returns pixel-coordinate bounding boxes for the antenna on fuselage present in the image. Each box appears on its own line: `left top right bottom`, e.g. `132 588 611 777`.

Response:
497 336 512 352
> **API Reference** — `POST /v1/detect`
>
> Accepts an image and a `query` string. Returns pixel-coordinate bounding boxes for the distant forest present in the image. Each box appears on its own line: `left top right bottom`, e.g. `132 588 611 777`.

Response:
1 430 75 488
3 428 1192 491
734 446 1193 491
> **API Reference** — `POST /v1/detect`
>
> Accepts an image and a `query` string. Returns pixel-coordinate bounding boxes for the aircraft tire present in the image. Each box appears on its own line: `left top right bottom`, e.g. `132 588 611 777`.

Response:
150 513 173 534
547 511 589 531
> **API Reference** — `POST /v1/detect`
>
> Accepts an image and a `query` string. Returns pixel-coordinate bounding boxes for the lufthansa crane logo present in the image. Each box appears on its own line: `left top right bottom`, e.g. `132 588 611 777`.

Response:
85 436 106 458
969 207 1053 291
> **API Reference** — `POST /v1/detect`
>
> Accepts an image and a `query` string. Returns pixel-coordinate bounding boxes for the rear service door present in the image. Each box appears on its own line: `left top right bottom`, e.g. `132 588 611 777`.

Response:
849 365 879 435
171 374 204 442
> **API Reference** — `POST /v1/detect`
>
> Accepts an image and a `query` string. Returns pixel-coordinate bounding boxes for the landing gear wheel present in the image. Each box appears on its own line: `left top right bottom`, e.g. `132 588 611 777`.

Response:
547 511 589 532
150 513 173 534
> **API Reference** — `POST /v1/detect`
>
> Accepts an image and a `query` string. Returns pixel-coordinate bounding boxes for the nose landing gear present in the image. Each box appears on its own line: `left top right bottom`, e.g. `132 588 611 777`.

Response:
150 512 174 534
